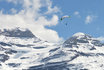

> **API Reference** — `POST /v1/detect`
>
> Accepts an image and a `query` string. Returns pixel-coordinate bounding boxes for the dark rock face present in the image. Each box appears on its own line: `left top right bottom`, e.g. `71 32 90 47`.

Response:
41 51 65 62
91 40 104 47
5 49 17 54
13 43 33 47
33 46 46 49
0 42 11 46
28 62 69 70
0 28 35 38
0 54 9 62
20 57 29 59
63 36 89 48
0 46 6 51
49 47 60 52
8 63 21 67
28 62 89 70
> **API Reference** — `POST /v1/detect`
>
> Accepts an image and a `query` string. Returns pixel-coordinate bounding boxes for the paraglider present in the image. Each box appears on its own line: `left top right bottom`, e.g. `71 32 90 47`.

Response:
60 15 71 21
60 15 71 25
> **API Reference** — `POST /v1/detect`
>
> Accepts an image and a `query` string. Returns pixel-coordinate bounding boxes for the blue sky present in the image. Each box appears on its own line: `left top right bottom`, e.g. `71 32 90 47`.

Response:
51 0 104 39
0 0 104 42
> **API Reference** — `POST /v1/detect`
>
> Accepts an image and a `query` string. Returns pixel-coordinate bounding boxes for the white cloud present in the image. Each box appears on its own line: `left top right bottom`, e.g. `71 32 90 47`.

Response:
85 15 92 24
74 11 79 15
0 0 62 43
74 11 81 18
85 15 97 24
45 0 60 14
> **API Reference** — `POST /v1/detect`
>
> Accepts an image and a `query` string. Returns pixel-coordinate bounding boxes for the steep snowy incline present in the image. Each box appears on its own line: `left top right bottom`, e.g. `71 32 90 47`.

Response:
29 32 104 70
62 32 104 70
0 29 104 70
0 28 61 70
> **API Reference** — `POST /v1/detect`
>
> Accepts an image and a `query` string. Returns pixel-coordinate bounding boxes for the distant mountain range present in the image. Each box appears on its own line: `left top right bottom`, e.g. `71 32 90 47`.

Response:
0 28 104 70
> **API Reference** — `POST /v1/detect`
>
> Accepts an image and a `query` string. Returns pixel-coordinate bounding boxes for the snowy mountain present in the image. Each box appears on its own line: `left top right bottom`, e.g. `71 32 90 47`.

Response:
0 28 104 70
0 27 35 38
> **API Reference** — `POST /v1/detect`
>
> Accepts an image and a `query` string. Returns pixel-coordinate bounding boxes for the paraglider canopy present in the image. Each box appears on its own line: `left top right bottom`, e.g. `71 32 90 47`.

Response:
60 15 71 21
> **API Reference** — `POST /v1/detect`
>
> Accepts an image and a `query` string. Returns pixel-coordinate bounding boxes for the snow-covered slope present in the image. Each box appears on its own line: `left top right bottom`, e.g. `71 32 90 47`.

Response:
62 32 104 70
0 28 61 70
0 29 104 70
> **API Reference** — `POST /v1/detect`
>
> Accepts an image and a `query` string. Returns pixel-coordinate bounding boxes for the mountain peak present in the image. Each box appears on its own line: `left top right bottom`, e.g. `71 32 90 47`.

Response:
64 32 104 48
0 27 36 38
73 32 85 37
72 32 92 39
